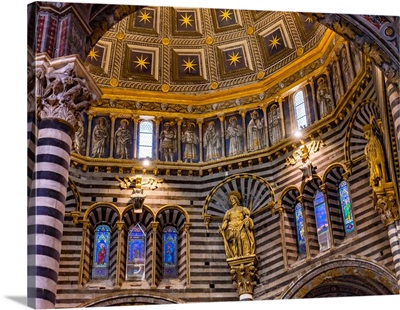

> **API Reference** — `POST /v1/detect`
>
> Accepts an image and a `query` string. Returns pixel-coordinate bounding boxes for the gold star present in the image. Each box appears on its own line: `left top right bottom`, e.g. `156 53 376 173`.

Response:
88 48 99 61
219 9 233 22
227 51 241 66
139 10 152 24
305 15 314 23
269 35 281 49
134 55 150 70
179 13 194 28
182 57 197 73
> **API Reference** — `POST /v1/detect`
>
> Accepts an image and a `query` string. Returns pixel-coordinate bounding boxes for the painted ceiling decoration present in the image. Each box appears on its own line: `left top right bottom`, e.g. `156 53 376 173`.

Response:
85 8 328 100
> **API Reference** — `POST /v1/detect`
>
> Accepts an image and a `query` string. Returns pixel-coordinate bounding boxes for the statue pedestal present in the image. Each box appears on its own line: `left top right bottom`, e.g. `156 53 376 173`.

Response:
226 254 258 300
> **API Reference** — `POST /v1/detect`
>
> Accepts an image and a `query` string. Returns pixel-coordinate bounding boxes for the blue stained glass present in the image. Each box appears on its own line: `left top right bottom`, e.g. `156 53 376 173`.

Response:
314 191 330 251
163 226 178 278
126 224 146 280
295 202 306 255
92 225 111 279
339 181 355 234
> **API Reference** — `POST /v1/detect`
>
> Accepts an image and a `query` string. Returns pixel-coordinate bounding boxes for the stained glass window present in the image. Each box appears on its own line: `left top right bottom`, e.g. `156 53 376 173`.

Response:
92 224 111 279
138 120 153 158
339 180 355 234
126 223 146 281
314 191 330 251
294 202 306 257
294 90 308 130
163 226 178 278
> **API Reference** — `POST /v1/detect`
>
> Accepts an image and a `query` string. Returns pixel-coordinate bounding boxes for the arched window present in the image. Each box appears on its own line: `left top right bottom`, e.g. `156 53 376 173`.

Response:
339 180 355 234
92 224 111 279
294 202 306 258
163 226 178 278
126 223 146 281
294 90 308 130
138 120 153 158
313 191 330 251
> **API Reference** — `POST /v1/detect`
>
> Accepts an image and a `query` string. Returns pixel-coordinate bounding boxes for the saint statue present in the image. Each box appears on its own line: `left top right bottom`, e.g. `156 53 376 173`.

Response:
220 191 255 259
226 116 243 156
114 119 131 159
182 122 199 163
160 122 177 162
247 110 265 152
363 117 387 187
316 76 333 118
91 117 109 158
203 121 221 161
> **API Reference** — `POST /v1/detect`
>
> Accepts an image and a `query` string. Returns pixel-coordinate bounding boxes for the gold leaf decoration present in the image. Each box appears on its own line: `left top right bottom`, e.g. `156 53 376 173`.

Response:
332 21 355 40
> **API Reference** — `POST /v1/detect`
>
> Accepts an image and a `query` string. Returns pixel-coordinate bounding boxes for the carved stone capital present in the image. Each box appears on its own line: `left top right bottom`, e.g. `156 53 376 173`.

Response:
226 255 258 300
34 54 102 129
372 183 399 227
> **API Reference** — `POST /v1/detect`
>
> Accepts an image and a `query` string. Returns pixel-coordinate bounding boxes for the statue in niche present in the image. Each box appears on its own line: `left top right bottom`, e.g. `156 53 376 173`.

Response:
219 191 255 259
363 116 387 188
340 47 353 88
268 104 282 146
114 119 131 159
160 122 177 162
247 110 265 152
91 117 110 158
226 116 243 156
332 63 342 103
299 144 314 182
316 76 334 118
203 121 221 161
181 122 199 163
74 118 86 155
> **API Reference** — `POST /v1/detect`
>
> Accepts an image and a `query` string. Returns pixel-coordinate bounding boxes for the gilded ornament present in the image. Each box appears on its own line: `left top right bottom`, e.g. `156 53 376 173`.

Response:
296 47 304 56
110 78 119 87
247 26 254 35
257 71 265 79
116 32 125 40
161 83 170 92
205 36 214 45
162 37 170 45
211 82 219 90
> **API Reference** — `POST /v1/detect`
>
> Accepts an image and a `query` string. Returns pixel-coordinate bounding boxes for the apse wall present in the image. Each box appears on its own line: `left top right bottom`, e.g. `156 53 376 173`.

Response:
55 66 398 308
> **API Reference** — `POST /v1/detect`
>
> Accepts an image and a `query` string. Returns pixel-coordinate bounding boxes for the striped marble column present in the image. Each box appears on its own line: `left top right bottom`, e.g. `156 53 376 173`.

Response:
386 81 400 162
387 223 400 287
28 118 74 308
27 54 100 309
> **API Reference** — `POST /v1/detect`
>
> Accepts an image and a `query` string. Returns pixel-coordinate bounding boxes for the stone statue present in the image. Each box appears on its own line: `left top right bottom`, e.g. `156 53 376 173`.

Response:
160 122 177 162
220 191 255 259
226 116 243 156
181 122 199 163
247 110 265 152
74 119 86 155
114 119 131 159
203 121 221 161
299 144 314 182
91 117 110 158
363 117 387 187
268 104 282 146
316 76 333 118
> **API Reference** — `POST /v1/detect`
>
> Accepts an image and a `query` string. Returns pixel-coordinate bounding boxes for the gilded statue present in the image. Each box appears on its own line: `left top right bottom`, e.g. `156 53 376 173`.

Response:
363 117 387 188
220 191 255 259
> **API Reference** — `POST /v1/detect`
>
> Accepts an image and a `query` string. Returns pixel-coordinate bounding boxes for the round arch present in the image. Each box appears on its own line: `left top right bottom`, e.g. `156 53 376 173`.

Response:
156 204 191 224
83 201 122 222
280 256 398 299
78 291 186 307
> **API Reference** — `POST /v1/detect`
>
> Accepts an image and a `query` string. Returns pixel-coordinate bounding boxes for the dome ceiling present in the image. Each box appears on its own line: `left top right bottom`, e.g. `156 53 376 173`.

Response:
85 7 329 100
